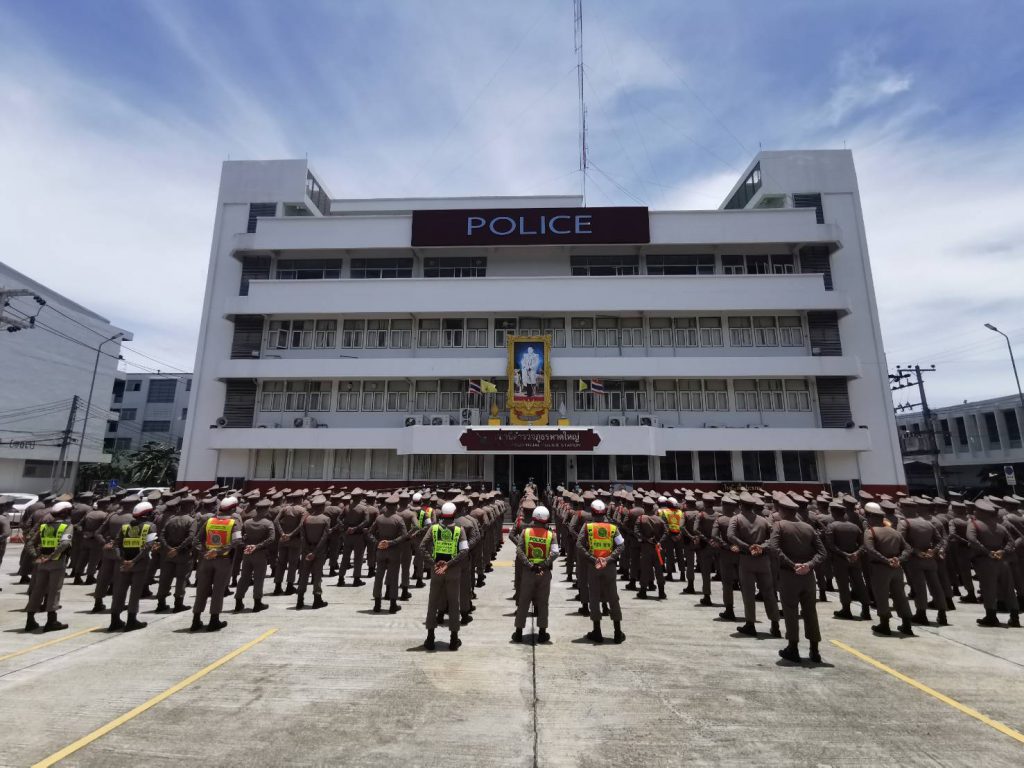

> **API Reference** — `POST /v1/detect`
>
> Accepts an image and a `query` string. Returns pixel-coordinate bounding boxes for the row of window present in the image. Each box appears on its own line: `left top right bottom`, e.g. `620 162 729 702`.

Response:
253 449 485 481
263 314 806 352
579 450 819 483
256 378 815 414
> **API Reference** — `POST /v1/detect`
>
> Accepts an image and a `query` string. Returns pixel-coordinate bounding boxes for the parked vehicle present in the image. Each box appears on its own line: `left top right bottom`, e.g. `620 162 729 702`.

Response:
122 487 171 498
0 493 40 528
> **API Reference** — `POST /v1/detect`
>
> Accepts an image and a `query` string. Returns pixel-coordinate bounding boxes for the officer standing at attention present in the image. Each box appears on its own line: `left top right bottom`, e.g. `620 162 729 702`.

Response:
862 502 916 636
421 501 469 651
190 497 242 632
512 505 559 644
0 497 11 589
234 498 276 612
577 499 626 644
967 499 1020 627
635 497 667 600
91 496 136 614
24 501 73 632
109 501 158 632
69 491 95 584
396 494 419 601
155 497 197 614
368 494 408 614
712 495 741 621
770 495 827 663
898 498 948 626
338 489 369 587
728 493 781 638
824 500 871 621
296 495 331 610
273 490 305 595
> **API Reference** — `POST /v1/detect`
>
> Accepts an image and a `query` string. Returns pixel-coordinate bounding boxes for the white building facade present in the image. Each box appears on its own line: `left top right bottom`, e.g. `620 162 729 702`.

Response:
179 152 905 495
0 262 132 494
106 372 194 454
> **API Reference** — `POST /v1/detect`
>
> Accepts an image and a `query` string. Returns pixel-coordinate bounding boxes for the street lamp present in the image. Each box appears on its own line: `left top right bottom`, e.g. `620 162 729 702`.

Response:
984 324 1024 411
68 332 123 493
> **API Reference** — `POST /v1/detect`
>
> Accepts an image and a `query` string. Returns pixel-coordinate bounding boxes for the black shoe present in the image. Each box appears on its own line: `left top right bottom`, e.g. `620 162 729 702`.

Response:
173 600 190 613
636 590 648 600
399 590 412 601
977 612 1003 627
1008 613 1021 628
336 577 346 587
253 601 269 612
141 589 155 600
389 601 401 614
352 579 366 587
511 629 524 643
585 621 604 643
328 568 338 578
284 585 296 596
295 596 305 610
460 612 473 625
272 585 284 596
373 598 382 614
960 594 978 604
833 607 854 620
624 582 637 591
860 605 872 620
108 613 125 631
125 613 147 631
872 619 893 636
312 596 328 610
424 631 435 651
736 623 757 636
73 576 84 586
207 616 227 632
658 588 667 600
665 574 674 582
911 609 930 626
18 576 30 585
778 645 802 663
475 577 485 588
233 601 245 614
602 603 610 616
683 586 696 595
818 590 828 603
613 621 625 644
90 599 105 614
897 620 916 636
155 599 170 614
699 596 713 607
449 634 462 651
537 630 551 643
189 615 204 632
769 621 781 638
415 579 424 588
25 614 40 632
85 576 96 585
718 608 736 621
576 606 589 616
43 613 68 632
809 647 823 663
367 569 376 577
936 610 949 626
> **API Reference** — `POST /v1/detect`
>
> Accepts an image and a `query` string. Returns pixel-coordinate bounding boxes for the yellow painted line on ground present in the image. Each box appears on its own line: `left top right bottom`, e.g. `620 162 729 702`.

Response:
32 628 279 768
0 626 99 663
831 639 1024 746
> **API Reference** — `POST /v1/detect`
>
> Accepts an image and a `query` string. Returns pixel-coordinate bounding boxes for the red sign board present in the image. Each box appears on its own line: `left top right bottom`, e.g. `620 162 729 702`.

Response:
459 428 601 452
412 207 650 247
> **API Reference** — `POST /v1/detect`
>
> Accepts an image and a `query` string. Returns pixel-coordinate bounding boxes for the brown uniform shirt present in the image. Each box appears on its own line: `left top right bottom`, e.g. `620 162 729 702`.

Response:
770 519 826 570
727 511 772 553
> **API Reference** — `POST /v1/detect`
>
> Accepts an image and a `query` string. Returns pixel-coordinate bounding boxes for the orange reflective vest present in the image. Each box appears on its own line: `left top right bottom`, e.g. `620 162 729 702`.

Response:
661 508 683 534
586 521 617 558
524 527 553 564
205 516 235 550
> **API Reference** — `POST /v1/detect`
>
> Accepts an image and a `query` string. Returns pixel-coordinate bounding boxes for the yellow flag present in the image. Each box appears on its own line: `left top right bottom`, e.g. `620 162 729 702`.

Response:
578 379 588 392
480 379 498 394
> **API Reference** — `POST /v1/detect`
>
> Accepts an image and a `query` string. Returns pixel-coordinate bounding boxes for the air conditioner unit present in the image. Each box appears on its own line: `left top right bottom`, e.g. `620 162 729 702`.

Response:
460 408 480 426
811 346 822 356
405 415 424 427
293 416 317 428
215 417 228 428
426 413 450 426
608 416 625 427
639 416 660 428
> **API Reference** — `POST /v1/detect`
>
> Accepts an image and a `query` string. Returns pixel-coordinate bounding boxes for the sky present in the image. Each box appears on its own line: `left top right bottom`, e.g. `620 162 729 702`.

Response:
1 0 1022 408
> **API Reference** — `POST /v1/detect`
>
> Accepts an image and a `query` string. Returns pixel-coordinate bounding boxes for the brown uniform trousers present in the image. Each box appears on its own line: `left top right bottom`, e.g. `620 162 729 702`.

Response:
27 560 66 613
515 568 552 630
112 558 150 614
425 564 462 630
194 556 233 617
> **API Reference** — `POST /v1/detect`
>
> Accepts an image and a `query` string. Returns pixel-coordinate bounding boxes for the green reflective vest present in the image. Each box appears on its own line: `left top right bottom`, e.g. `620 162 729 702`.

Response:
39 522 69 550
431 524 461 557
121 522 153 550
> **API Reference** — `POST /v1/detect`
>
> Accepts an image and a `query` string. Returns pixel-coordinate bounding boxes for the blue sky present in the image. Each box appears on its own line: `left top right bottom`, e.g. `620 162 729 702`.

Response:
1 0 1022 406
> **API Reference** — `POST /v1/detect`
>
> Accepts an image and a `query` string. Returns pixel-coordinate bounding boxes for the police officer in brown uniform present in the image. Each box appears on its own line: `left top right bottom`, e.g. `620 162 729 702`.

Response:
898 498 948 626
296 495 331 610
338 489 369 586
362 492 381 577
368 494 408 614
512 505 559 644
190 497 242 632
948 500 978 602
862 502 916 636
728 493 781 638
576 499 626 644
109 501 158 632
770 495 826 663
273 491 305 595
24 501 73 632
694 494 717 606
69 491 94 584
824 500 871 620
79 497 110 586
396 495 419 601
155 497 197 613
452 495 480 623
712 495 741 620
967 499 1020 627
0 497 11 589
635 497 668 600
421 502 469 651
325 492 345 577
234 498 276 612
92 496 136 613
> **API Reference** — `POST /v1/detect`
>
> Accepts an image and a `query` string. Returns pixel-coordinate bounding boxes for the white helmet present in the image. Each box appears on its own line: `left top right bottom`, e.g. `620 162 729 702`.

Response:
864 502 882 515
132 501 154 517
657 496 668 504
52 501 73 513
668 497 679 507
532 506 550 522
590 499 606 514
219 496 239 510
412 492 423 503
440 502 457 518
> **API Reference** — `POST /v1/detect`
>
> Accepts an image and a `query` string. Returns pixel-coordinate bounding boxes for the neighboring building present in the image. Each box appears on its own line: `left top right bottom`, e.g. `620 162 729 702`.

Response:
106 372 193 454
179 152 905 494
896 394 1024 492
0 261 132 494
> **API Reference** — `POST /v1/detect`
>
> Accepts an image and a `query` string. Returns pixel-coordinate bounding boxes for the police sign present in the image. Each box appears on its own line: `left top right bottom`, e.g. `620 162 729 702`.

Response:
411 206 650 247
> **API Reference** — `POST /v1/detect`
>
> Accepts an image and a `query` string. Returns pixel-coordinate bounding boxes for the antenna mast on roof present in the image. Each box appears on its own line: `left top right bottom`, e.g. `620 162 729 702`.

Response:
574 0 587 206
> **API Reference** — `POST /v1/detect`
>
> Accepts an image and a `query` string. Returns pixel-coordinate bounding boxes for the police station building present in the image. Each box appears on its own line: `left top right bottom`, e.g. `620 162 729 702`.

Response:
178 150 906 495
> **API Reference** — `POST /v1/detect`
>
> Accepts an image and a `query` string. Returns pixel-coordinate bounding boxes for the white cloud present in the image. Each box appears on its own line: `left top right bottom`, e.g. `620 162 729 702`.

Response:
825 49 913 126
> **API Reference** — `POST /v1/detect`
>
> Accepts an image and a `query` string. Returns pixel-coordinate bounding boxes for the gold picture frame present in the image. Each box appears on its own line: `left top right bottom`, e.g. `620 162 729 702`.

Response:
506 335 551 425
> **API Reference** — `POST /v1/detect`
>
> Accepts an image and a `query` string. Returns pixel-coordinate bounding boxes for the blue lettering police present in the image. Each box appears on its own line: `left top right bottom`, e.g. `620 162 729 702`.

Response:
466 214 593 237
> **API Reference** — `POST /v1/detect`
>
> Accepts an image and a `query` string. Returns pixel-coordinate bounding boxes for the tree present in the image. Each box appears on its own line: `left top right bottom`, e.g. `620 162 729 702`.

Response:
126 442 179 486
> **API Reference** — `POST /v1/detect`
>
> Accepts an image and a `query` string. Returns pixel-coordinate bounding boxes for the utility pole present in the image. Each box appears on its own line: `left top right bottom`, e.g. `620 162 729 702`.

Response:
573 0 587 205
51 395 80 493
69 332 123 493
891 364 944 496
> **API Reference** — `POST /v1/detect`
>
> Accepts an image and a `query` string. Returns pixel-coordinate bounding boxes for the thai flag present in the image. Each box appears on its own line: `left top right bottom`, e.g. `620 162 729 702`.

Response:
468 380 482 395
590 378 605 394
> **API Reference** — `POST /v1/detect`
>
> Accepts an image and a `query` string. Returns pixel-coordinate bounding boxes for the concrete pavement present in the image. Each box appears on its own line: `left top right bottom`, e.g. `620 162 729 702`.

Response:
2 540 1023 767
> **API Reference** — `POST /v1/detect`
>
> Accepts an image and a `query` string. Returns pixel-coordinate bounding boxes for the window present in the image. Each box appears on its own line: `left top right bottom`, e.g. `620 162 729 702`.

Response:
649 318 673 347
386 381 409 411
753 316 779 346
390 319 413 348
570 254 640 276
289 320 314 349
364 319 389 348
360 381 385 411
119 408 137 421
724 163 761 210
770 254 795 274
254 449 288 479
571 317 595 347
180 408 188 420
314 320 337 348
452 455 484 480
442 318 464 347
147 379 177 403
779 316 804 347
550 379 568 413
103 438 114 452
127 381 141 392
955 416 968 446
418 318 441 347
781 451 819 482
291 449 326 479
342 319 365 348
276 258 342 280
728 317 753 347
735 380 785 412
679 379 705 411
185 379 192 392
306 381 332 412
742 451 778 482
141 420 171 433
333 449 367 479
370 449 404 480
660 451 694 481
260 381 284 411
247 202 276 233
595 317 618 347
653 380 677 411
266 319 322 349
115 438 133 452
1003 410 1021 447
284 381 306 411
576 455 610 480
412 454 449 481
350 257 413 279
620 318 644 347
698 451 732 481
24 460 66 478
984 412 1001 446
424 257 487 278
784 380 811 411
939 418 953 449
494 318 517 347
646 254 715 275
704 379 729 411
543 318 566 347
721 255 745 275
698 317 723 347
439 380 465 411
414 380 439 411
615 455 650 482
336 381 360 411
466 318 488 347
